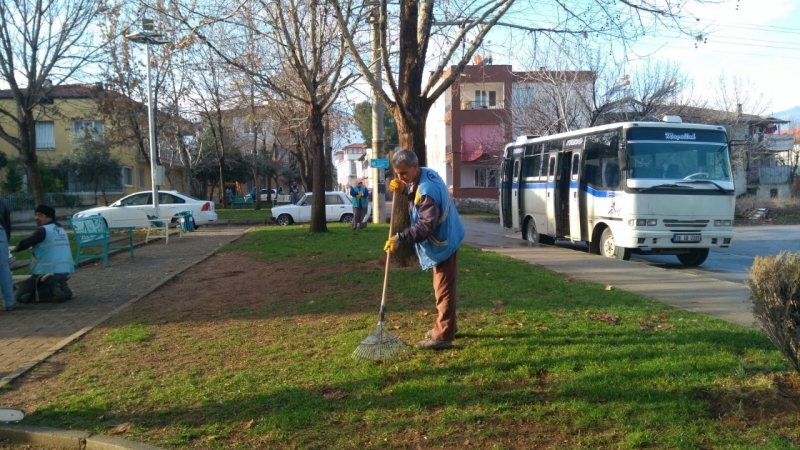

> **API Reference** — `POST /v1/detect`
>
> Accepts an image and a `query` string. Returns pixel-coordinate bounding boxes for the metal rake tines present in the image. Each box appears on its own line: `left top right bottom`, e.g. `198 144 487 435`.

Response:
352 322 409 361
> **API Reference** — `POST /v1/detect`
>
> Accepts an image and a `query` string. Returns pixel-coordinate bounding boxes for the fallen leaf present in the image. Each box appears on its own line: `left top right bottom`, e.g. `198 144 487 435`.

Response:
662 323 674 329
516 322 524 327
243 419 254 430
323 391 348 400
464 439 471 445
490 308 504 315
418 311 429 316
464 269 470 272
393 325 400 330
605 285 613 290
200 435 216 442
109 423 134 435
491 300 504 306
605 314 620 325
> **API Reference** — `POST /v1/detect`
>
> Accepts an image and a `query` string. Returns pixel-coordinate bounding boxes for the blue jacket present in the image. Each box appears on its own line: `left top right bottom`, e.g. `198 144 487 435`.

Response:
31 223 75 275
350 186 369 208
410 168 464 270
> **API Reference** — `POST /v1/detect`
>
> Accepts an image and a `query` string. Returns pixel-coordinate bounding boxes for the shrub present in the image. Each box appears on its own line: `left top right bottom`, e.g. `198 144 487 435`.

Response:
747 252 800 373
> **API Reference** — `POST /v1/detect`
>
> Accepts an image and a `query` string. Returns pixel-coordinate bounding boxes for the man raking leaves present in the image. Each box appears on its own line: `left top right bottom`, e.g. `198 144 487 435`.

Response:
384 149 465 350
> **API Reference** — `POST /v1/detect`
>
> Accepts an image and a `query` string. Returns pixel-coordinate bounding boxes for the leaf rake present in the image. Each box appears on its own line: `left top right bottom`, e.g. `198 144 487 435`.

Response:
353 192 408 361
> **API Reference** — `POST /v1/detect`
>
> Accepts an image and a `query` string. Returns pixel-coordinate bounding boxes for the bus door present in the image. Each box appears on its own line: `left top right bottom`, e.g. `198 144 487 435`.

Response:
568 152 582 241
510 153 523 231
555 151 572 237
499 146 514 229
544 153 558 236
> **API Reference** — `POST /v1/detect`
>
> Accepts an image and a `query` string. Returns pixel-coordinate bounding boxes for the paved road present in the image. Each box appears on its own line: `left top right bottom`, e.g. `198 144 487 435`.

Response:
0 226 247 387
461 217 756 328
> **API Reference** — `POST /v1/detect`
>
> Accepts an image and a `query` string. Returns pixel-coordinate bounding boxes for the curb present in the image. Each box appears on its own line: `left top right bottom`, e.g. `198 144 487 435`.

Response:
0 423 163 449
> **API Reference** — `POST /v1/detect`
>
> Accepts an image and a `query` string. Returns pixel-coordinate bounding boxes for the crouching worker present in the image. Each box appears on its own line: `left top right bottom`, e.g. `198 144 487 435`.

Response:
12 205 74 303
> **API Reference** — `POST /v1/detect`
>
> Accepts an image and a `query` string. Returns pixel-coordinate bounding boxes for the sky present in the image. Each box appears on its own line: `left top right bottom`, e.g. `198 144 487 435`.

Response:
628 0 800 117
479 0 800 120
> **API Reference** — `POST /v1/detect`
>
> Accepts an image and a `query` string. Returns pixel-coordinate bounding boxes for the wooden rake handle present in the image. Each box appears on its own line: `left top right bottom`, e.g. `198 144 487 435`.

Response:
379 191 396 323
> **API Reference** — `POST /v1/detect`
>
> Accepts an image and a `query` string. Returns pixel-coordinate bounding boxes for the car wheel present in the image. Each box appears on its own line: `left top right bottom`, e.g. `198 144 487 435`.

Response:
341 213 353 223
600 228 630 260
676 248 709 266
276 214 293 226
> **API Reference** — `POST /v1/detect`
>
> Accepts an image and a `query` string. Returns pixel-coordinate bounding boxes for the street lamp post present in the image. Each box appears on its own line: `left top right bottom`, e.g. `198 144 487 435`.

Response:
125 25 169 211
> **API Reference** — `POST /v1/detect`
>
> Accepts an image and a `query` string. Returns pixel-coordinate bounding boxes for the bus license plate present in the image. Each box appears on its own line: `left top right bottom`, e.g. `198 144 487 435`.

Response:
672 233 701 243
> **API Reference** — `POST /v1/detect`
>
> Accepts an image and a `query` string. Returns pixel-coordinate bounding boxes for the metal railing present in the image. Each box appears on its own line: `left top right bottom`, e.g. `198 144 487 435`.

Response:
460 100 504 110
0 192 95 211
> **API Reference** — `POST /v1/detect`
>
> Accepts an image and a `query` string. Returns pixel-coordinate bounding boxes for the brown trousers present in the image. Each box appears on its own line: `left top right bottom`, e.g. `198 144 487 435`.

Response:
431 250 459 341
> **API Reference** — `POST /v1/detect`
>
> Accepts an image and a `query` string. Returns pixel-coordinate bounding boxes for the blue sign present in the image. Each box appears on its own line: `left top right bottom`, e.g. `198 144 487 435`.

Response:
370 158 389 169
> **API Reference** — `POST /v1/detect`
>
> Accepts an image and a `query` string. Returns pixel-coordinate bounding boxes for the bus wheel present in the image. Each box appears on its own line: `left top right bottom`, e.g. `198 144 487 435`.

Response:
525 219 542 244
677 248 709 266
600 228 630 261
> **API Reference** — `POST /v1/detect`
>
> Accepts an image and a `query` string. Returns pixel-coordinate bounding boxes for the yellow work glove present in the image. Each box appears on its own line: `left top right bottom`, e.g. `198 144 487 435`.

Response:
357 193 363 198
384 234 401 253
388 178 406 193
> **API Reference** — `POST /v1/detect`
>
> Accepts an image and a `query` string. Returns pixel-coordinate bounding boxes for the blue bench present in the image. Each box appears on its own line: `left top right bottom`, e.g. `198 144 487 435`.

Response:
230 195 253 209
67 215 135 267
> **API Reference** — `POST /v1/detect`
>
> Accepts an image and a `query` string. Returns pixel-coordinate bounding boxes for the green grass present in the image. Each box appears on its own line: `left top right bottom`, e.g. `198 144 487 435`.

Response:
5 222 798 449
215 207 273 220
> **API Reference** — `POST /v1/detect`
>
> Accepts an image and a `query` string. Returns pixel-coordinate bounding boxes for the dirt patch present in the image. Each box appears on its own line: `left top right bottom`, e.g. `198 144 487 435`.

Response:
704 371 800 440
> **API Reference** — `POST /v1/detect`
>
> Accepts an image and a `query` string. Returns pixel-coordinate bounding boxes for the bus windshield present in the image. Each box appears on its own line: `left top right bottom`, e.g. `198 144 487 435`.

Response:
626 142 732 182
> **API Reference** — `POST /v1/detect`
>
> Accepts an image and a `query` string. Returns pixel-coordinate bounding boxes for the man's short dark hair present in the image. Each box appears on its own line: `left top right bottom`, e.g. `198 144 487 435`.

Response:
392 149 418 167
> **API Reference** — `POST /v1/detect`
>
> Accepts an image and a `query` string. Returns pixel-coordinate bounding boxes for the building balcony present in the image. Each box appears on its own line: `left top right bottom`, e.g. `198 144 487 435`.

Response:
460 100 504 110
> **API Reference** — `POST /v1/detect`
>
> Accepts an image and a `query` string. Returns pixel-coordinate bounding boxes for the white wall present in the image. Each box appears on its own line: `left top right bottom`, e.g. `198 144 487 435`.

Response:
425 94 449 180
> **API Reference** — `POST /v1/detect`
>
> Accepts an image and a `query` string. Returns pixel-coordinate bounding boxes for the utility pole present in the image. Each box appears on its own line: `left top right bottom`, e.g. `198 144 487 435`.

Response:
369 2 385 223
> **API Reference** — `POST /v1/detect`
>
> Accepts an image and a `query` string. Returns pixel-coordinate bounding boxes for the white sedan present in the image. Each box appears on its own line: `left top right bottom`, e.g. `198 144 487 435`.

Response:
271 191 371 226
73 191 218 228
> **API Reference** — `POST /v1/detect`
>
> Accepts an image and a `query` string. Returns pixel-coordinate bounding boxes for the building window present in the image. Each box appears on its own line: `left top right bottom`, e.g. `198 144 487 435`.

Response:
73 120 104 141
488 91 497 107
475 90 486 107
349 161 357 176
139 168 145 188
474 168 499 188
35 121 55 149
121 167 133 187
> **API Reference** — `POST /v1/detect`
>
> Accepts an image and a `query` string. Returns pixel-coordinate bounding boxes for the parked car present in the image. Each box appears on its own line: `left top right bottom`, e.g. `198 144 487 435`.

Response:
271 191 371 226
243 189 287 202
72 191 217 228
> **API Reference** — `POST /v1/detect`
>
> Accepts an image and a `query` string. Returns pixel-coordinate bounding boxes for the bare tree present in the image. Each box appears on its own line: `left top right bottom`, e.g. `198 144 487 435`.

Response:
164 0 359 233
0 0 105 204
185 44 237 206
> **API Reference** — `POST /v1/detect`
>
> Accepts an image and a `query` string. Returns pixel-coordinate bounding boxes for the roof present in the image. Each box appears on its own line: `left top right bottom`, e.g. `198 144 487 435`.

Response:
512 69 596 84
651 104 788 127
0 83 98 100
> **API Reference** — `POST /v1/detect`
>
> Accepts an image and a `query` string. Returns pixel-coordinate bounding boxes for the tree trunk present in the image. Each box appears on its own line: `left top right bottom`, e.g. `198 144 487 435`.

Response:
388 101 429 267
309 105 328 233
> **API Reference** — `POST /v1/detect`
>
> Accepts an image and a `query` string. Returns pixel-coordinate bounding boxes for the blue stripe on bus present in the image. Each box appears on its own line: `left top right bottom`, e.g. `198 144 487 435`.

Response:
507 182 619 198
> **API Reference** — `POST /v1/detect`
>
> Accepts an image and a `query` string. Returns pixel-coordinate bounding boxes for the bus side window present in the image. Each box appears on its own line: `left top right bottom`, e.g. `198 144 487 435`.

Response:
548 157 556 177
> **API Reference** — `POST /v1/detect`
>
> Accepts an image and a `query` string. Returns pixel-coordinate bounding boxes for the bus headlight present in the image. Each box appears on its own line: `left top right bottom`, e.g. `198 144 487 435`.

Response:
714 219 732 227
628 219 657 227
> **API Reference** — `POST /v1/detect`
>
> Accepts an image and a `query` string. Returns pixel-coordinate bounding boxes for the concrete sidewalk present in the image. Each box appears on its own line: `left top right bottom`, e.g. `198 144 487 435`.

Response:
0 226 248 387
461 218 755 328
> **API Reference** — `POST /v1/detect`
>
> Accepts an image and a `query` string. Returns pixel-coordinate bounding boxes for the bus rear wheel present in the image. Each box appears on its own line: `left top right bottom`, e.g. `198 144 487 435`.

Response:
676 248 709 266
600 228 630 261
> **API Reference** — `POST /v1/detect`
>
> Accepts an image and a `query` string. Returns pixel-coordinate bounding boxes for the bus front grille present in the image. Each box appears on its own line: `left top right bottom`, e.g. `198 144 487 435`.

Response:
663 219 709 229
